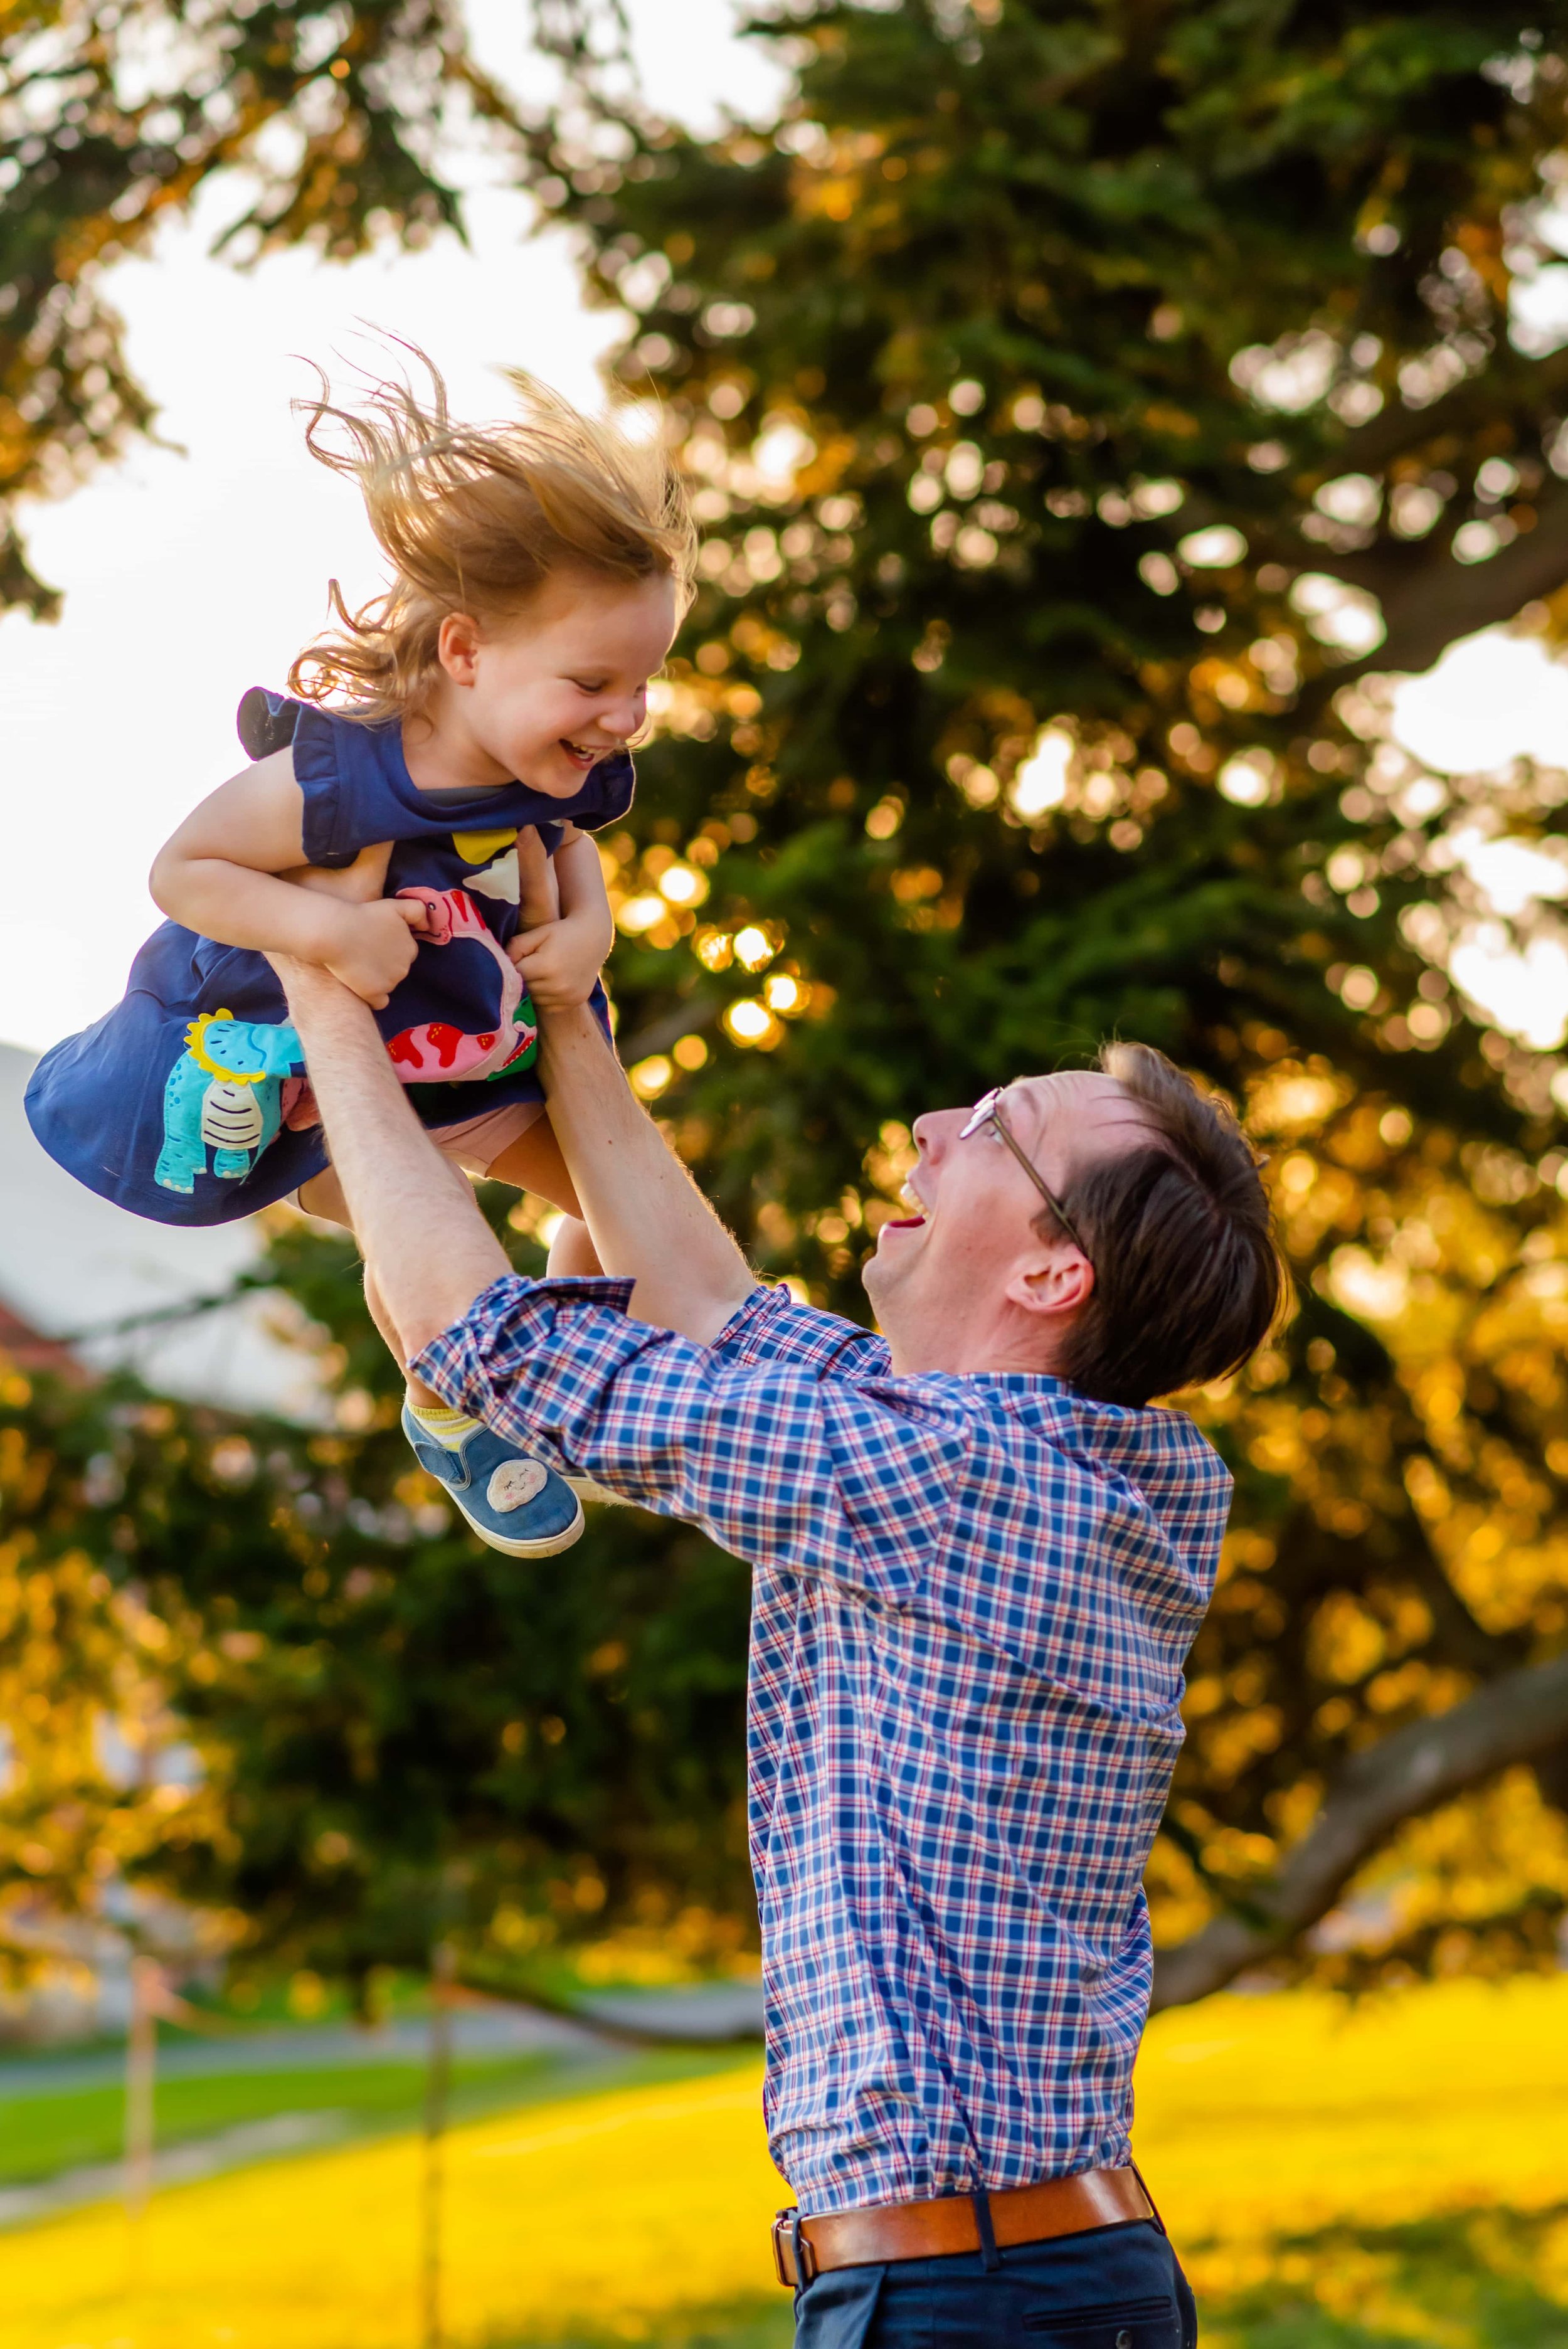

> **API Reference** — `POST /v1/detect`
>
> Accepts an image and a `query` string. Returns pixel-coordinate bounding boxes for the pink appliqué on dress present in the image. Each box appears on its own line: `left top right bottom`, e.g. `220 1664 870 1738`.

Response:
381 885 538 1082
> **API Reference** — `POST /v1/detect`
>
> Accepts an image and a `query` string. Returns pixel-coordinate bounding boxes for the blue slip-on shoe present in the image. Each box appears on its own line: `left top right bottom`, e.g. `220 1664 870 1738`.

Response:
402 1407 585 1557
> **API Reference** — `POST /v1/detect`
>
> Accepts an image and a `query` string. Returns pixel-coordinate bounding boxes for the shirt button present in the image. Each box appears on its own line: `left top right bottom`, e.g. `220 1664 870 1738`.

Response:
1116 2333 1133 2348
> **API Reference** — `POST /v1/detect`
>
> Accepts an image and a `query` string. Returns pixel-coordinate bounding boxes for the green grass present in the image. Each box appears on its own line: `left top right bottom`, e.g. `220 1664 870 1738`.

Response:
0 2045 743 2188
1202 2207 1568 2349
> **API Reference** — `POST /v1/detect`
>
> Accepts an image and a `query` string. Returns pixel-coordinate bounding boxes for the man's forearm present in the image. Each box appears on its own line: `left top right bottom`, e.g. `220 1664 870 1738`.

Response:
277 961 509 1359
538 1006 755 1343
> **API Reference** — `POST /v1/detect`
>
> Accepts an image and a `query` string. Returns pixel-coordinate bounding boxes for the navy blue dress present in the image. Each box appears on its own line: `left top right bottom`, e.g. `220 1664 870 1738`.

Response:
25 693 632 1226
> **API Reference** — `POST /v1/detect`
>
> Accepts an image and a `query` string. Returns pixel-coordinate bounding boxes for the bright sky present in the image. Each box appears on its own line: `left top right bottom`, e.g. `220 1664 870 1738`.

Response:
0 0 782 1056
1387 639 1568 1048
0 1 1565 1063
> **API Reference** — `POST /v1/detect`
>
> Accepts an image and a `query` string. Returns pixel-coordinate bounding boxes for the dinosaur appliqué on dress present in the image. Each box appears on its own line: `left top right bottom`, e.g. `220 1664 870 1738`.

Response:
156 1010 305 1194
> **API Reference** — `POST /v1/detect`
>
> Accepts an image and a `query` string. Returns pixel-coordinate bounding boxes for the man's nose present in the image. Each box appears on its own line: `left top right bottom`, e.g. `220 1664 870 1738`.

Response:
912 1107 965 1160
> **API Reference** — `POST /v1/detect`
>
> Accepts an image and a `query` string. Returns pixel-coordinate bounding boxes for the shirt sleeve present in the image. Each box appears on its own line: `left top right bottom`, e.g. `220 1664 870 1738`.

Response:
290 706 388 868
410 1275 966 1608
707 1283 893 1379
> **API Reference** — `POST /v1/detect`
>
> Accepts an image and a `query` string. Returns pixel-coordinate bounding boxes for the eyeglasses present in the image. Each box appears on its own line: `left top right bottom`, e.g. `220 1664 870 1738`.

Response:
958 1085 1094 1263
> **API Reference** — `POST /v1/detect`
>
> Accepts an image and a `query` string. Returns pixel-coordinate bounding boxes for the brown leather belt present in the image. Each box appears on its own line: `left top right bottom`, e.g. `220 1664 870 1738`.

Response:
771 2166 1155 2288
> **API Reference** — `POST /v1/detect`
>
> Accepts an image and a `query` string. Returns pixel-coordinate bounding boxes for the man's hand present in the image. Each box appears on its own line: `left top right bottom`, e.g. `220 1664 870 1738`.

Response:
314 897 428 1009
509 904 613 1011
509 823 615 1011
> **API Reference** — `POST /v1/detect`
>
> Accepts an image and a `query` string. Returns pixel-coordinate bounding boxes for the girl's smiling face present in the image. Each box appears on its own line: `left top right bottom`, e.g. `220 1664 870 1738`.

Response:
417 568 680 796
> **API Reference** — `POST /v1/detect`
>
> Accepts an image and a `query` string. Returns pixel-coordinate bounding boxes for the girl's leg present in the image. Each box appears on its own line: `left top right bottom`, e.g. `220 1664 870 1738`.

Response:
301 1137 585 1556
298 1164 445 1406
485 1116 604 1279
299 1109 601 1396
545 1216 605 1279
484 1115 632 1514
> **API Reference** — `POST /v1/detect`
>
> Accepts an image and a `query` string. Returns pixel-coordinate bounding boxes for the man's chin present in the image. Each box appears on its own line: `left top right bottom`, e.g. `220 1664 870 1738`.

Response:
862 1231 913 1310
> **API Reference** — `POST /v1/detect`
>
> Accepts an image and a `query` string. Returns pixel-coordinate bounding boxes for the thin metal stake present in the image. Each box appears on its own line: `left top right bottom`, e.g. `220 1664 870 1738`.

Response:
420 1940 456 2349
124 1951 157 2283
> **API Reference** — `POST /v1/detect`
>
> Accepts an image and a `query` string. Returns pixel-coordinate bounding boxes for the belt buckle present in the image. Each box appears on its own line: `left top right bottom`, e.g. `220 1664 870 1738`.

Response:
771 2207 817 2289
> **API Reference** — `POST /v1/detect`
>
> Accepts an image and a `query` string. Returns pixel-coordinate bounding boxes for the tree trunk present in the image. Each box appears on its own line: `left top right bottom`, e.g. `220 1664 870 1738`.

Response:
123 1951 157 2284
420 1940 456 2349
1152 1650 1568 2012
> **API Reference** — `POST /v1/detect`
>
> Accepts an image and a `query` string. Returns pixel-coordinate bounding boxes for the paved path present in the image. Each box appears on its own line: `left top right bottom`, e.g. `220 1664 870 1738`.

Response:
0 1985 765 2104
0 2007 591 2102
0 2113 351 2230
578 1983 764 2041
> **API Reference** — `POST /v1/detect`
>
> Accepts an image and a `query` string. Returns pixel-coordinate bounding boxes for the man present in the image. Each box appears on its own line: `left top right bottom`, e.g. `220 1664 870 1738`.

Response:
275 961 1281 2349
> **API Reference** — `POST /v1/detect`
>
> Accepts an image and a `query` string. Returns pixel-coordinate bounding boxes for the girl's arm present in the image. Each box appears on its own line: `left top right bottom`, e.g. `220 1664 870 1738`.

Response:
509 825 617 1011
149 749 425 1009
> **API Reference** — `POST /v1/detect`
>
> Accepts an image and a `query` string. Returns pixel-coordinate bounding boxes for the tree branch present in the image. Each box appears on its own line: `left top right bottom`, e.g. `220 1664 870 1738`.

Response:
1333 351 1568 481
1340 489 1568 681
1150 1648 1568 2012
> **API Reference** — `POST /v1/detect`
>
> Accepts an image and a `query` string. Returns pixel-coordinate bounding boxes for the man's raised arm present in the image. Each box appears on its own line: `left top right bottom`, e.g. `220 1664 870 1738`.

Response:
272 960 510 1360
538 1004 757 1343
273 961 756 1357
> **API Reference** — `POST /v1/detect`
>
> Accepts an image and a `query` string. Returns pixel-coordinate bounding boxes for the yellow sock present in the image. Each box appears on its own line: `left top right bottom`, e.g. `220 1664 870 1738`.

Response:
408 1401 481 1449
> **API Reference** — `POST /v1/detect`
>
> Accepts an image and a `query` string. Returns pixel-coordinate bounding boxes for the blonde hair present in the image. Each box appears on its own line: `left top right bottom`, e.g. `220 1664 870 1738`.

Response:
287 344 696 721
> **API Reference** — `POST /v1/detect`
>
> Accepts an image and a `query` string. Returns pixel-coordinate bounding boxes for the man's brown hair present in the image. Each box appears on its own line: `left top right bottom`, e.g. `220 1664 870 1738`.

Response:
1044 1042 1283 1408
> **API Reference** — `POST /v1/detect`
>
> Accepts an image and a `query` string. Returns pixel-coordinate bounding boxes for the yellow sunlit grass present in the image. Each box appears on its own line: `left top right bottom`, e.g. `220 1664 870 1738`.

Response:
3 1973 1567 2349
1137 1971 1568 2299
0 2069 782 2349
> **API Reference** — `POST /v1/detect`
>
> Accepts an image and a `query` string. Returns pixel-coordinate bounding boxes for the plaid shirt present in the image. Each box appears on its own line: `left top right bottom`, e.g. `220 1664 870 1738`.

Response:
415 1275 1232 2216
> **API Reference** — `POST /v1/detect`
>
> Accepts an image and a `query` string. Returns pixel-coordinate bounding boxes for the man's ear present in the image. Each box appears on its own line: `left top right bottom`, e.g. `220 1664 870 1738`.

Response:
437 612 482 687
1006 1246 1093 1324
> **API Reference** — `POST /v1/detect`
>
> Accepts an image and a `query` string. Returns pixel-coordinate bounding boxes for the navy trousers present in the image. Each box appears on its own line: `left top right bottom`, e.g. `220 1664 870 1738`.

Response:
793 2217 1198 2349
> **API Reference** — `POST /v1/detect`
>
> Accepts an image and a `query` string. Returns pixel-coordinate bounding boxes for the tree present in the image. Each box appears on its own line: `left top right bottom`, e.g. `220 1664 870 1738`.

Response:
3 0 756 2000
0 0 511 615
0 1352 231 1983
514 0 1568 1996
11 0 1568 2005
1 1204 756 2007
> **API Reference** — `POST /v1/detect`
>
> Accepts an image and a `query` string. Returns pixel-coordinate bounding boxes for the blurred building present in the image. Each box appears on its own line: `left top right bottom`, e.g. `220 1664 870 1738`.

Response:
0 1292 79 1381
0 1041 324 1418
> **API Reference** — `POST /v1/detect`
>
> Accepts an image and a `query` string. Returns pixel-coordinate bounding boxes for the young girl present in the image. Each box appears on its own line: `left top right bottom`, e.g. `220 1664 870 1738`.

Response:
26 354 694 1557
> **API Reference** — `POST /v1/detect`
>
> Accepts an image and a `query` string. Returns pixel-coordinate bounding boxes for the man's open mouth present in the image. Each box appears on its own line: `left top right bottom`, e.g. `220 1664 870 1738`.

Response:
886 1184 926 1230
